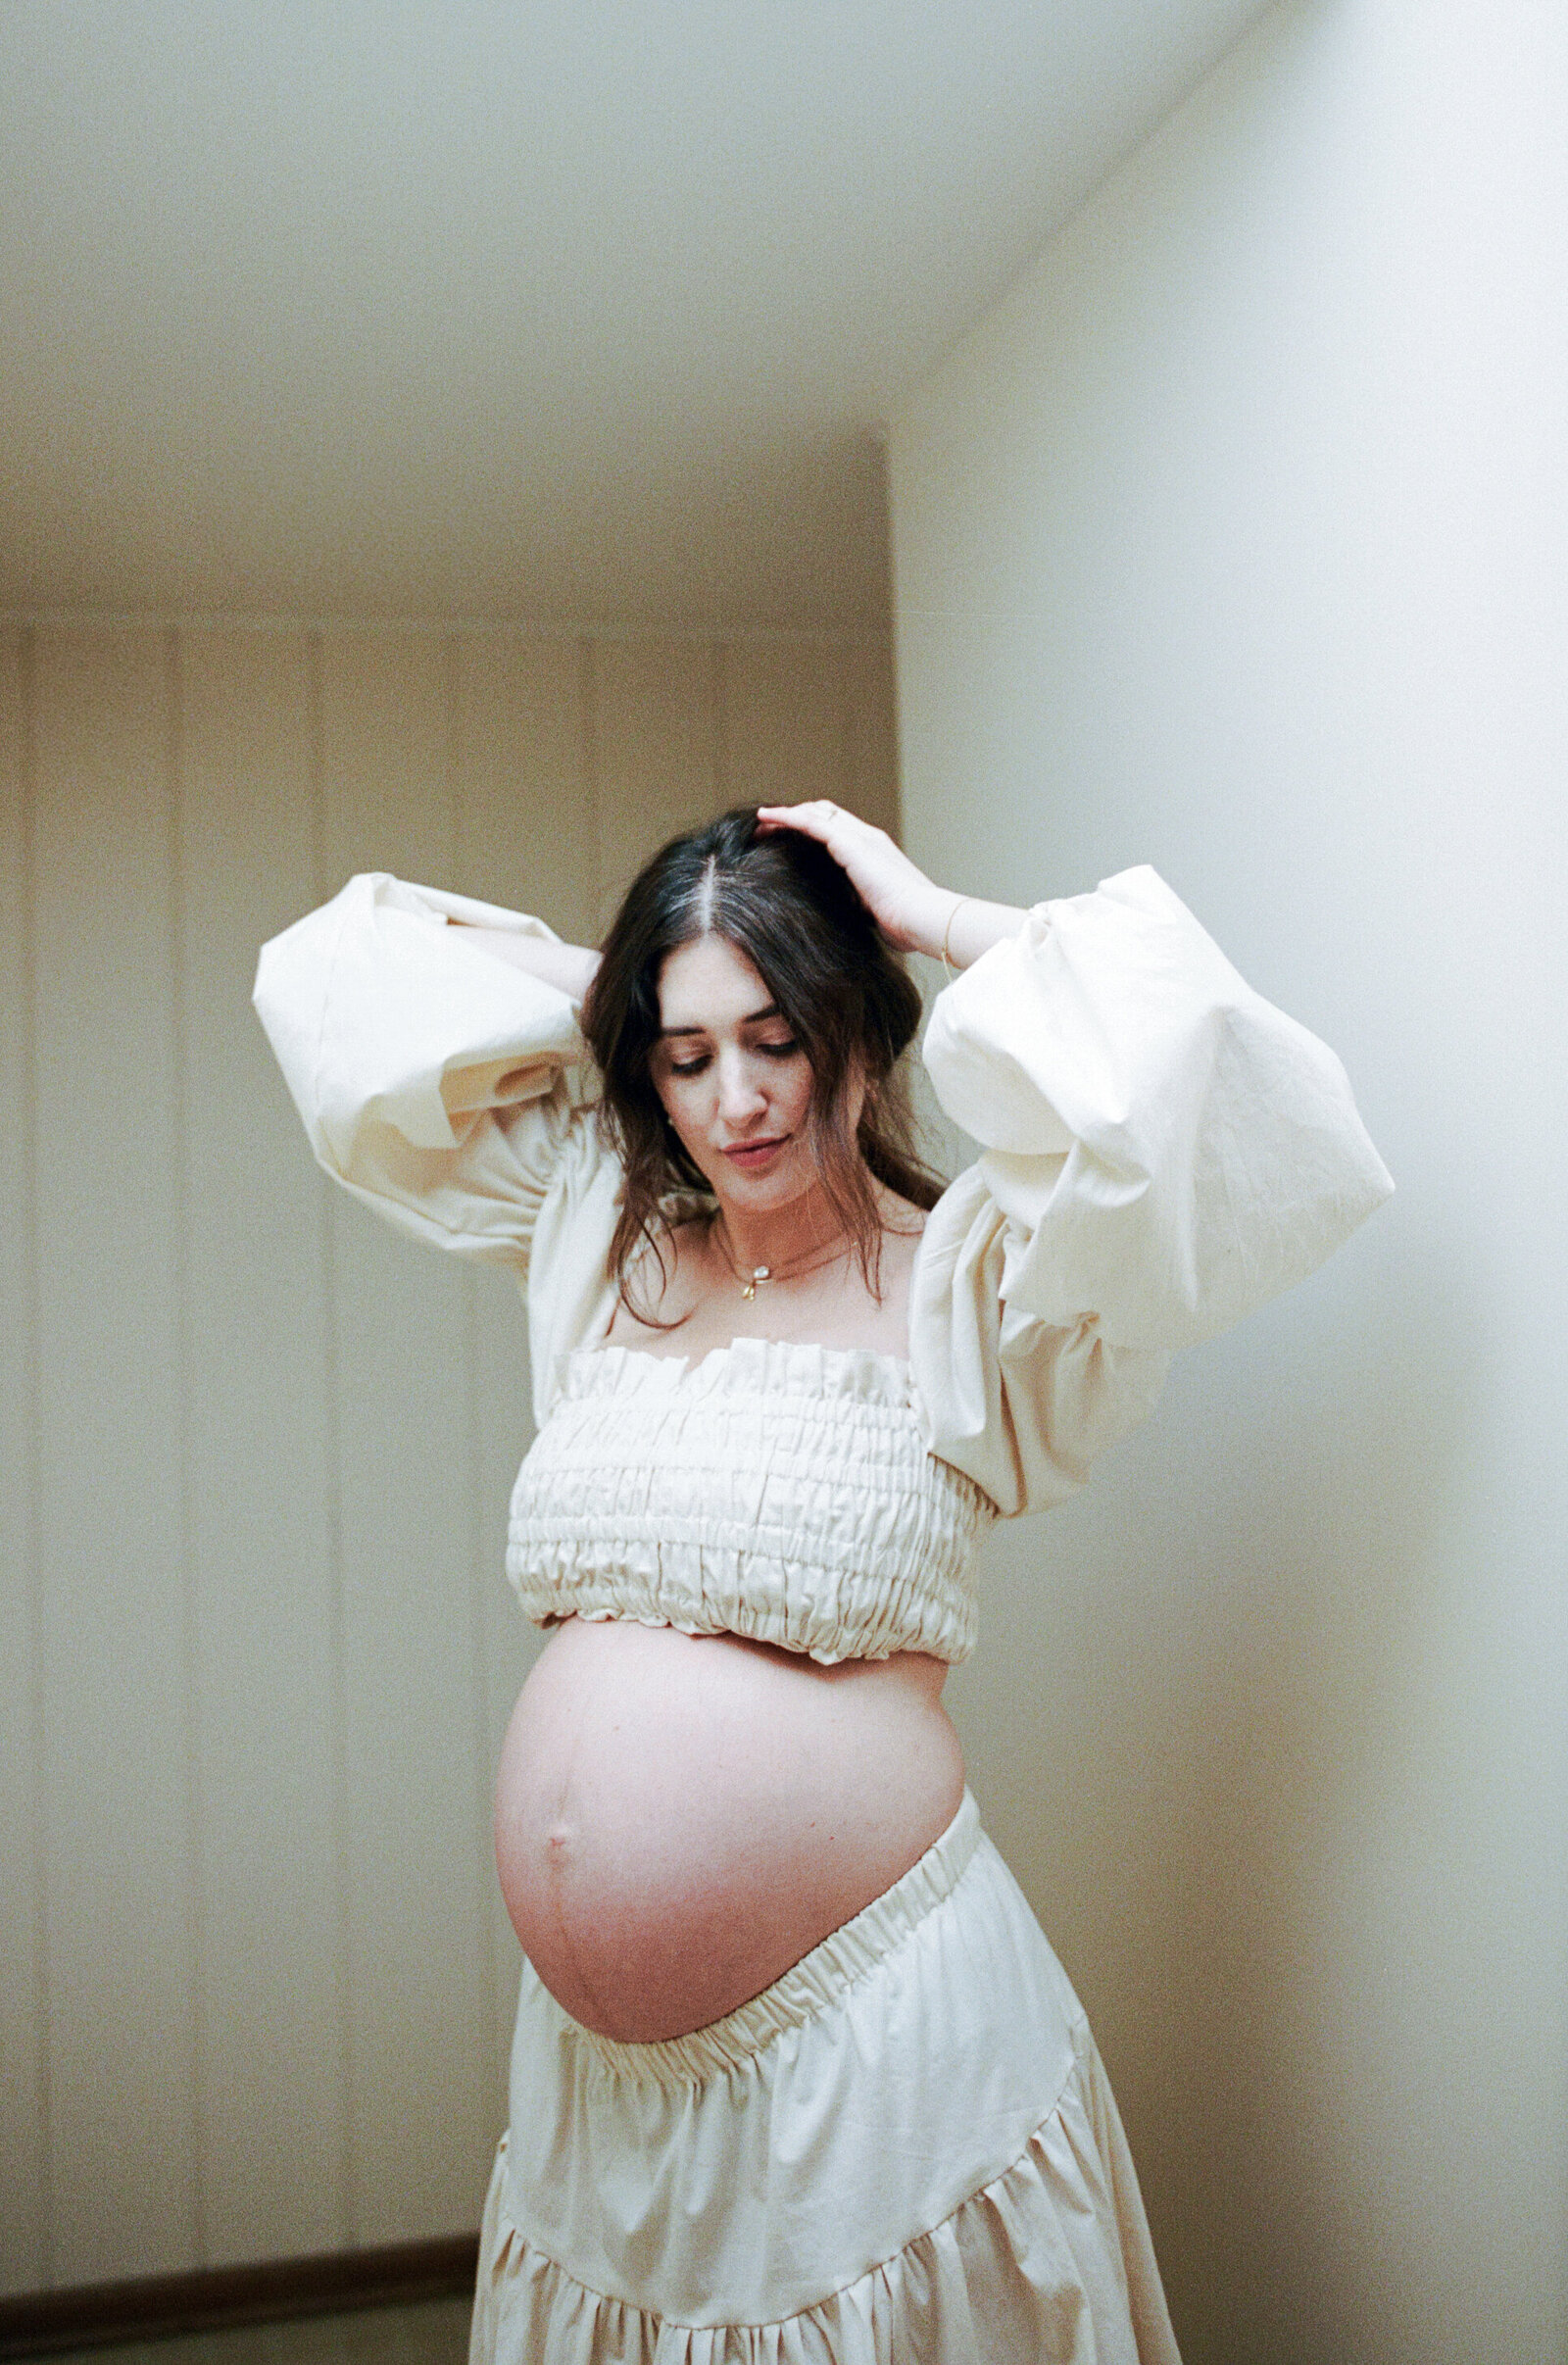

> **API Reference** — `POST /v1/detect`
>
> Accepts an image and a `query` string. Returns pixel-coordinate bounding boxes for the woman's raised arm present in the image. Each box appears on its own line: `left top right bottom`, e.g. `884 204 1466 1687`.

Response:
254 872 608 1272
456 923 600 1004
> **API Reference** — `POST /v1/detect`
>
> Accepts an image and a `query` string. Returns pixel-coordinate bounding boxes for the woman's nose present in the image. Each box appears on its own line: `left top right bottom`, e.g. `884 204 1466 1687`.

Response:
716 1053 767 1122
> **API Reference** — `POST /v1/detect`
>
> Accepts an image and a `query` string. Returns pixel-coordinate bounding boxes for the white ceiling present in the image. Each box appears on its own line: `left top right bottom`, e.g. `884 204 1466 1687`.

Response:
0 1 1272 629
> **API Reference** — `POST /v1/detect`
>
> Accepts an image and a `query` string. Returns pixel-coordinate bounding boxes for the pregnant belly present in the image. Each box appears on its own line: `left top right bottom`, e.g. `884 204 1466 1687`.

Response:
494 1616 966 2045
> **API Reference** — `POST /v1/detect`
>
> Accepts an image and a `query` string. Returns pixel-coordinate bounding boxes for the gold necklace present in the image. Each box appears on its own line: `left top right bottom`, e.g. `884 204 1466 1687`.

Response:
711 1217 850 1301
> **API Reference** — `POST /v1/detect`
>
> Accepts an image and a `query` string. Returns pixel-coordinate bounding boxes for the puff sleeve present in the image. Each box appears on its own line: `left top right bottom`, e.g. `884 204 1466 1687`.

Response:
253 871 612 1274
910 863 1395 1515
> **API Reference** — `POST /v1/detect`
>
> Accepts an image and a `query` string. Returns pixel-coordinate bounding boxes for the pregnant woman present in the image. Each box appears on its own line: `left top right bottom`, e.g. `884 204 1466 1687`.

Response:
255 801 1392 2363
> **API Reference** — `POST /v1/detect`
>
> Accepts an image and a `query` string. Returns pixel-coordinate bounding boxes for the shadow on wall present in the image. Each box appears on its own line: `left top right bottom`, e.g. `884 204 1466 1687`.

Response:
945 1232 1468 2365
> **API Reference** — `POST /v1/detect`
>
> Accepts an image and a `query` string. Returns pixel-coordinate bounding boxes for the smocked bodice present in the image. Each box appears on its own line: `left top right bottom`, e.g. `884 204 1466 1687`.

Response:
506 1338 998 1665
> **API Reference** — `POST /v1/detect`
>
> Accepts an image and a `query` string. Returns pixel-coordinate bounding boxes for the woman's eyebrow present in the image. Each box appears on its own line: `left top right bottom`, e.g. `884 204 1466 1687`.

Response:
659 1003 781 1038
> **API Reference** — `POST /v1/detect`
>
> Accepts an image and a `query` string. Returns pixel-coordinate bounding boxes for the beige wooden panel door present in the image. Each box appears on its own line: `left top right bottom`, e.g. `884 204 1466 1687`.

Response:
179 625 347 2264
0 627 46 2294
31 625 199 2281
318 631 499 2245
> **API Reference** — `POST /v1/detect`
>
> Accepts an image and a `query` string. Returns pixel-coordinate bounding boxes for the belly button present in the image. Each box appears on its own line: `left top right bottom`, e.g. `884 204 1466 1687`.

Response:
543 1824 573 1870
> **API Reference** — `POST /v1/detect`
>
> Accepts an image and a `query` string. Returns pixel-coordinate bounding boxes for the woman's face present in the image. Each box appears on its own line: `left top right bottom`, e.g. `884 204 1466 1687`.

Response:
650 933 859 1214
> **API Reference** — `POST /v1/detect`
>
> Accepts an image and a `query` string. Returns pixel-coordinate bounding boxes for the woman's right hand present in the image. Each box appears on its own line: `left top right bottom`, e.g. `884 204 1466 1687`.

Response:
755 803 1024 970
754 803 955 955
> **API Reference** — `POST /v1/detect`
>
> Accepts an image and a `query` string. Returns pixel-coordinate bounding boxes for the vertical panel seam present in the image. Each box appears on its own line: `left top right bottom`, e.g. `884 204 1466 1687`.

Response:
706 638 721 811
713 638 730 805
884 639 906 845
579 638 601 930
463 1263 501 2129
166 625 210 2267
308 629 355 2251
447 636 503 2137
836 640 855 815
449 638 505 2122
19 625 53 2288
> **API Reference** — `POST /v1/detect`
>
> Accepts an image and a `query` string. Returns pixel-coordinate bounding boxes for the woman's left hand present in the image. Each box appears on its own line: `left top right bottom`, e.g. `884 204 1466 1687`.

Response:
754 803 953 956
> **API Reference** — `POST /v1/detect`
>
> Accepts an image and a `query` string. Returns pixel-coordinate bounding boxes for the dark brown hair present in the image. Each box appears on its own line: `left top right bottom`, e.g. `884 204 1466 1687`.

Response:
581 805 945 1319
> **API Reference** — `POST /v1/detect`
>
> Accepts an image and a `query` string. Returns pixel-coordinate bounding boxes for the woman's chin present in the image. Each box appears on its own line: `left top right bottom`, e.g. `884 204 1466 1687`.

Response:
708 1154 814 1211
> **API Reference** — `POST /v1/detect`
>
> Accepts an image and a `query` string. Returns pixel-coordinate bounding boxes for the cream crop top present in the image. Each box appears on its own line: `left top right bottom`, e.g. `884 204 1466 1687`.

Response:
253 863 1394 1665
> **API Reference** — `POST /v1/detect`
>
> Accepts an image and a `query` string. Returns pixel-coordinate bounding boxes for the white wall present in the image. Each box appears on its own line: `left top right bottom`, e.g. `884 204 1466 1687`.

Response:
0 618 898 2293
889 4 1566 2361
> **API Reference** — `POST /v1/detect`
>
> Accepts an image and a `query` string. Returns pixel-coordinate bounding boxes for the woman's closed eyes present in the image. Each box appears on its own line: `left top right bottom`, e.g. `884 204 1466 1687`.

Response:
667 1038 801 1077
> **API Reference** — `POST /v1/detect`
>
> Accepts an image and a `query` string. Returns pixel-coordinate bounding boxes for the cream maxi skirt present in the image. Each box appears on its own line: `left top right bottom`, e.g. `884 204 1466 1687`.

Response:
469 1793 1181 2364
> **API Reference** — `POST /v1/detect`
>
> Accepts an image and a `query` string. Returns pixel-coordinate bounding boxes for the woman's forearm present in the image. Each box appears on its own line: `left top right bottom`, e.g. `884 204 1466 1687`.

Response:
460 924 601 1003
918 894 1029 973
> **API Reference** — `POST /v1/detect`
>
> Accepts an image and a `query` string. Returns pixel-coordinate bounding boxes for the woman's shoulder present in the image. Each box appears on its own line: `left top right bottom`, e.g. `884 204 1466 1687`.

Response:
874 1196 928 1289
599 1206 715 1349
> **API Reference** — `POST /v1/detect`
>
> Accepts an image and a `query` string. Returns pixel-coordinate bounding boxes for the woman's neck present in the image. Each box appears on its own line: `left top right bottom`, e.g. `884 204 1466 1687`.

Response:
708 1185 848 1285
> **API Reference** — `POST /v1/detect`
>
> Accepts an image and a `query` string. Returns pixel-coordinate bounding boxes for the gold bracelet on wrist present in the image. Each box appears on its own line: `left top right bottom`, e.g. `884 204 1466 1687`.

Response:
941 895 970 981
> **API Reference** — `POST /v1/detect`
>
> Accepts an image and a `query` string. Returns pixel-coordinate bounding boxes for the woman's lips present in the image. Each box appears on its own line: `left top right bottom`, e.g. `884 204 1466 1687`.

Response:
721 1136 787 1171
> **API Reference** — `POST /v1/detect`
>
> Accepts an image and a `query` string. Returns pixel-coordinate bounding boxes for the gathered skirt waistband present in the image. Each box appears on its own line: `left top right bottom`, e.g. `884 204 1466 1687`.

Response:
471 1790 1182 2358
564 1785 984 2093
